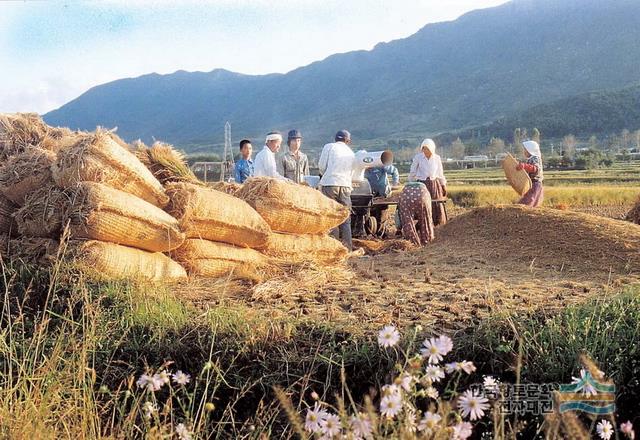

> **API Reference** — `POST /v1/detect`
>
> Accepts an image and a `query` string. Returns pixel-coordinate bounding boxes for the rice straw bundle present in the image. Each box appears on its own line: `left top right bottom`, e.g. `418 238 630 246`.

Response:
625 196 640 225
134 141 200 186
166 182 270 249
0 194 17 235
8 237 60 265
0 234 8 258
52 129 169 208
0 147 57 205
208 181 241 195
502 153 532 196
262 232 348 264
65 182 184 253
14 186 67 238
236 177 349 234
172 238 268 280
0 113 50 160
68 240 187 283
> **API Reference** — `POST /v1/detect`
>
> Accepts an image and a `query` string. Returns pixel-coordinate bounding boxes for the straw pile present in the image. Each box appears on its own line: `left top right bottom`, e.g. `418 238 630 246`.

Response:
502 153 532 196
64 182 184 253
14 186 67 238
208 181 241 195
133 141 201 186
52 129 169 208
0 147 57 205
0 113 78 160
263 233 348 264
0 194 17 235
8 237 60 265
166 182 270 249
236 177 349 234
625 197 640 224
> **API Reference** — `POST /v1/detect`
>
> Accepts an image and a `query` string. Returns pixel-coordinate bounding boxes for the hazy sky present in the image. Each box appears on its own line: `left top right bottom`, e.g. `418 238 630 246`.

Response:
0 0 508 114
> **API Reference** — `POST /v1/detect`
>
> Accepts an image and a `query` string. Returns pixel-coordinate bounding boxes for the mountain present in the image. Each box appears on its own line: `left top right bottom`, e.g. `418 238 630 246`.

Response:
44 0 640 153
437 83 640 145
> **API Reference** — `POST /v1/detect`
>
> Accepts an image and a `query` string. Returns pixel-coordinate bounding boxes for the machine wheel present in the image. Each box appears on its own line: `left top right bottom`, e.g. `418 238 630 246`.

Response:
364 216 378 236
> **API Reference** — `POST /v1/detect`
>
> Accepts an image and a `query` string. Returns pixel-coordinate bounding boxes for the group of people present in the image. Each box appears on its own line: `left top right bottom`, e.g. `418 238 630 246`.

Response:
232 129 544 251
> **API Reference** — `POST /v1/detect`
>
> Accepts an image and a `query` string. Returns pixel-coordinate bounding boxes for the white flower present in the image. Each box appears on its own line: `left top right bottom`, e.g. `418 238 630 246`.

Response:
436 335 453 355
404 409 417 433
426 386 439 400
378 325 400 348
381 384 402 398
458 389 490 421
451 421 473 440
319 413 341 438
305 403 328 433
425 365 445 383
157 370 171 384
483 376 500 394
380 394 403 418
350 413 373 440
461 361 476 374
597 420 614 440
142 401 157 419
172 370 191 386
571 369 597 396
445 361 476 375
399 372 414 392
621 421 635 439
417 411 441 434
175 423 193 440
136 373 163 392
421 337 444 364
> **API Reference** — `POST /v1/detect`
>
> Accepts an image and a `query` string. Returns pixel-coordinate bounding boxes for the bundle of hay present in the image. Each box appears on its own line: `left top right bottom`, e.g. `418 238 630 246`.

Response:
0 113 76 160
166 182 271 249
172 239 268 280
52 130 169 208
0 147 57 205
133 141 200 186
236 177 349 235
0 194 17 236
64 182 184 253
625 197 640 225
208 181 241 195
263 233 348 264
14 186 67 238
68 240 187 284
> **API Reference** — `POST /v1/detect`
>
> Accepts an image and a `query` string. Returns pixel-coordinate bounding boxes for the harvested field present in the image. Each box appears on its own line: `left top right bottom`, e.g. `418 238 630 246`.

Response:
184 206 640 333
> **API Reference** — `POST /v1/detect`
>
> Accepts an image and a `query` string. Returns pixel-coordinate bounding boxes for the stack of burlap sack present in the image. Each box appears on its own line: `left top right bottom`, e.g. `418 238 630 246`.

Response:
0 113 350 284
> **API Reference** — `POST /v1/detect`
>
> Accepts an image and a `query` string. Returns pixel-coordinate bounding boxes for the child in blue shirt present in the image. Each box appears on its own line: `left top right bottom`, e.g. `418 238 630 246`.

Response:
234 139 254 184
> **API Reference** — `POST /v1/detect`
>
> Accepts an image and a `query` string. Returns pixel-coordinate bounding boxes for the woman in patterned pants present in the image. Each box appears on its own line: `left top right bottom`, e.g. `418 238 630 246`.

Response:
398 182 435 246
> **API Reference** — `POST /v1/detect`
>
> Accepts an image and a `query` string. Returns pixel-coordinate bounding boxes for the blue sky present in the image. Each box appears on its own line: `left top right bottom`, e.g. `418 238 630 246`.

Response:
0 0 507 113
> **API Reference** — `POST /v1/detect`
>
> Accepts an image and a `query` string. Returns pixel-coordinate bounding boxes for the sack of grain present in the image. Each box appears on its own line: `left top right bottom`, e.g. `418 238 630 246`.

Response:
69 240 187 283
14 186 67 238
0 194 17 235
0 147 56 205
263 233 348 264
172 238 268 280
166 182 270 249
65 182 185 253
52 129 169 208
236 177 349 234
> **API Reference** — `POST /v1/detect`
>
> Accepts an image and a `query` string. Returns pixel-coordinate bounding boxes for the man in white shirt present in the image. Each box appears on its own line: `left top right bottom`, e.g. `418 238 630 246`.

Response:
319 130 355 250
254 131 287 180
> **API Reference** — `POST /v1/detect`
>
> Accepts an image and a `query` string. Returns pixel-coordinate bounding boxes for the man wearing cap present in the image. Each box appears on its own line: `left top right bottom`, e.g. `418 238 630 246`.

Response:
279 129 309 184
254 131 287 180
318 130 355 250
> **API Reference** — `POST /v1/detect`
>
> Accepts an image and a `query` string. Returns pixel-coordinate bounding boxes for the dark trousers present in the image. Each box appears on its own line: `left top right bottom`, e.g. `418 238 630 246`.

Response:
320 186 353 251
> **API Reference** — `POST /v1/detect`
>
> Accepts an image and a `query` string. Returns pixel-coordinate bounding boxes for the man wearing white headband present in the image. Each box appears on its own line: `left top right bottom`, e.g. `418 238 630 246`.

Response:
407 138 448 226
254 131 287 180
516 140 544 207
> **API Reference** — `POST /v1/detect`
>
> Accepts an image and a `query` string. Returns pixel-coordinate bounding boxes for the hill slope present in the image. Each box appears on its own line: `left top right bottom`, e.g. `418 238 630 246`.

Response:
45 0 640 150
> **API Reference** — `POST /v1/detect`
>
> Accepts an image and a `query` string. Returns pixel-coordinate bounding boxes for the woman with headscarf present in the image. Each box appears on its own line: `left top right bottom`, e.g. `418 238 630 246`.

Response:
517 140 544 208
397 181 435 246
408 138 447 225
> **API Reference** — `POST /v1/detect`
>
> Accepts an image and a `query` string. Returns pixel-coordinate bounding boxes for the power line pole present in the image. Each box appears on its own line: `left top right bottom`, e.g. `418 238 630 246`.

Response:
223 121 234 181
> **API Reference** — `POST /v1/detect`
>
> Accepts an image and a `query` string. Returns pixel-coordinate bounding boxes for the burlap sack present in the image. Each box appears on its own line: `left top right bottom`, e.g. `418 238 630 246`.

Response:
262 232 348 264
14 186 67 238
69 240 187 283
52 130 169 208
0 147 56 205
236 177 349 234
166 182 270 249
172 238 268 280
65 182 184 253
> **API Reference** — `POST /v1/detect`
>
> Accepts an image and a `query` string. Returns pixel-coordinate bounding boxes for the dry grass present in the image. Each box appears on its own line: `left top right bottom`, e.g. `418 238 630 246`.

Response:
133 141 200 186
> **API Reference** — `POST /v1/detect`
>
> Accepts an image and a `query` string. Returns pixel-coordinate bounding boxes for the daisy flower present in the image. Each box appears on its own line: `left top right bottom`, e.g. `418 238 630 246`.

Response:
597 420 613 440
319 413 341 438
621 421 635 439
175 423 193 440
380 394 403 419
452 421 473 440
425 386 439 400
136 373 163 392
436 335 453 355
142 401 157 419
483 376 500 394
172 370 191 386
417 411 441 434
305 403 328 433
458 389 490 421
156 370 171 384
571 369 597 396
350 413 373 440
425 365 445 383
378 325 400 348
398 372 414 392
404 409 417 433
381 384 402 398
421 337 444 364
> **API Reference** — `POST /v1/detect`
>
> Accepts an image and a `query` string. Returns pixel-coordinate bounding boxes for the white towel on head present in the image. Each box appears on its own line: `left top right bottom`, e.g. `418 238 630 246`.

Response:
523 140 541 158
265 133 282 143
421 138 436 154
